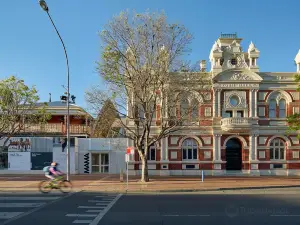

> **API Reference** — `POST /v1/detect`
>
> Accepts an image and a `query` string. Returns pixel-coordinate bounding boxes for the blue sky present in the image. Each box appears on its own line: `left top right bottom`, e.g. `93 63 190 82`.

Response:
1 0 300 109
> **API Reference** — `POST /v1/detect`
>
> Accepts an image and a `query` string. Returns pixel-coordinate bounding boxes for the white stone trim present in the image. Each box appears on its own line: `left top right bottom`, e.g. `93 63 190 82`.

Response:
266 135 292 147
266 90 293 103
222 135 248 148
178 136 204 147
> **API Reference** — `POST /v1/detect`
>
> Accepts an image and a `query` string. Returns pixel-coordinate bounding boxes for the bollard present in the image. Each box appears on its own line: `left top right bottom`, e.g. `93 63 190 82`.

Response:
120 169 124 182
202 170 204 182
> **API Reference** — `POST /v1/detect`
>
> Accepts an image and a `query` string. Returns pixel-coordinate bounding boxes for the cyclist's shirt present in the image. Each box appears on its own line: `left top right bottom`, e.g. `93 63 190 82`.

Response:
49 166 58 175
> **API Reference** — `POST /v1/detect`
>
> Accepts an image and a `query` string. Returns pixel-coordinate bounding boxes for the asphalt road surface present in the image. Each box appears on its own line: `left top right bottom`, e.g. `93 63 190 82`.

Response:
2 191 300 225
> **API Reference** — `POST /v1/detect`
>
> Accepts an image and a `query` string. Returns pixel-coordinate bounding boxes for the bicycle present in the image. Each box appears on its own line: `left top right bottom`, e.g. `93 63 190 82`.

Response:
38 175 73 193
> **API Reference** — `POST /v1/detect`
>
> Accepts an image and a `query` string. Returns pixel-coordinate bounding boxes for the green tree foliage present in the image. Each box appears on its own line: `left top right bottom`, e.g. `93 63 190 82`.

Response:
0 76 51 147
287 73 300 138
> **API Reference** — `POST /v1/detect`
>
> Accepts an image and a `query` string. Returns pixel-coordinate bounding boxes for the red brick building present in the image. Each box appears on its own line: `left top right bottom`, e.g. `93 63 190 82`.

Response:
128 34 300 176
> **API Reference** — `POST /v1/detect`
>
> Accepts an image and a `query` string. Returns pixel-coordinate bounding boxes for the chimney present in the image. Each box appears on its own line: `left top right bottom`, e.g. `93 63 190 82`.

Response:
200 60 206 72
49 93 52 102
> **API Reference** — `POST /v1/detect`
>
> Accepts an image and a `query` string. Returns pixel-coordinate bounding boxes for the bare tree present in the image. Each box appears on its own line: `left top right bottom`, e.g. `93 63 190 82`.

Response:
86 11 211 182
0 76 51 150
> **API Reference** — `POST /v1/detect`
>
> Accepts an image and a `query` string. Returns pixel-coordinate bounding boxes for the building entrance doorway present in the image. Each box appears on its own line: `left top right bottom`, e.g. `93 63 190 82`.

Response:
91 153 109 173
225 138 242 170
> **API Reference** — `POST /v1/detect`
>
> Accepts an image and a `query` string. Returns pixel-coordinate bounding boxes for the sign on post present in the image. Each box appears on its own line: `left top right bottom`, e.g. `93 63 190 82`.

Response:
125 147 135 191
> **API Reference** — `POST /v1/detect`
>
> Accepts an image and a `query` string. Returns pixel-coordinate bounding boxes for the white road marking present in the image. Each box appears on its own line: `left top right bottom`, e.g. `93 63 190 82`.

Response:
0 203 45 208
78 206 105 209
66 214 97 217
270 215 300 217
73 220 93 224
86 210 102 213
0 212 24 219
95 195 116 198
0 197 60 201
90 194 122 225
2 191 79 225
162 214 211 217
88 200 110 203
96 203 109 206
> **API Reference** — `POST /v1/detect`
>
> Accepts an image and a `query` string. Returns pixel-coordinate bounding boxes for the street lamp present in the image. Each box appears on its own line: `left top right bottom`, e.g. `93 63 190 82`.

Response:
39 0 71 181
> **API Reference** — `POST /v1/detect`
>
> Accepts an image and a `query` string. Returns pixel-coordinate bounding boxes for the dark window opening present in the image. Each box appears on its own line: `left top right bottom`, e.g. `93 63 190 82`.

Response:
237 111 244 118
273 164 283 169
225 111 233 118
231 58 237 65
186 165 195 169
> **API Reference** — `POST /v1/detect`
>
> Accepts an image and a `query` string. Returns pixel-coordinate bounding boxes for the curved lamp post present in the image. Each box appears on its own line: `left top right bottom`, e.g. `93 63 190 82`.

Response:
39 0 71 181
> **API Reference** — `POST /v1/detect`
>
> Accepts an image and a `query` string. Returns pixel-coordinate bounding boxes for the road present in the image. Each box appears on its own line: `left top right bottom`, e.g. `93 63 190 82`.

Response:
1 190 300 225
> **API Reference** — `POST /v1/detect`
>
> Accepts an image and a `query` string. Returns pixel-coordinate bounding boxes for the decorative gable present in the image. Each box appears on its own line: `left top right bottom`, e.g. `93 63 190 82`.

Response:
212 68 263 82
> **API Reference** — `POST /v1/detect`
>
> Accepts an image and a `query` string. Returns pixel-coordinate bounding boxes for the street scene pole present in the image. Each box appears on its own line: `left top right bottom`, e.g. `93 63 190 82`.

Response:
39 0 71 181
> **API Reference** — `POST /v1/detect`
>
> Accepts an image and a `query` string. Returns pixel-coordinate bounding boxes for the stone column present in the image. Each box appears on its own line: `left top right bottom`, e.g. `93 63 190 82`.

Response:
217 89 222 117
218 135 222 161
249 90 253 117
249 134 254 161
254 90 258 117
254 134 258 160
213 135 218 161
213 89 217 117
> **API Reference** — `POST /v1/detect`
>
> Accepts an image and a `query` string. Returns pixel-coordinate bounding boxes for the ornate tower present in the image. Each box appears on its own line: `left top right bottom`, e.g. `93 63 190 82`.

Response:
209 33 260 74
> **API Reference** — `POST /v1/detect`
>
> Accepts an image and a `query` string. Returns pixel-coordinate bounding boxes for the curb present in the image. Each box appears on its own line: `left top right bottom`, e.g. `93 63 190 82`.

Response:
82 185 300 194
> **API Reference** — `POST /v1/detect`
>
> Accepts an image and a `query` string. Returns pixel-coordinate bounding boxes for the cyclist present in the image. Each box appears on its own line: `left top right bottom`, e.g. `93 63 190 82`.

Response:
44 162 64 181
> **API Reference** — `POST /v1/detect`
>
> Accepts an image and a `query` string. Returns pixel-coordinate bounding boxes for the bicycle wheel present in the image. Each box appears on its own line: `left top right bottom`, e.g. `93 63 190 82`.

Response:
39 180 52 193
59 180 73 193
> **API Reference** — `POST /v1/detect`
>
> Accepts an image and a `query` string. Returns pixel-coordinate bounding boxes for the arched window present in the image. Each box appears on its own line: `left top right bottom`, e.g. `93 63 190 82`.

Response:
191 99 198 120
279 99 286 118
269 99 276 118
180 98 189 118
182 139 198 160
270 138 285 160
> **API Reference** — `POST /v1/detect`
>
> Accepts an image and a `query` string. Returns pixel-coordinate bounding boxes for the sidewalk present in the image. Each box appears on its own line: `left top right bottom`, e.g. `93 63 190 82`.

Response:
1 174 300 193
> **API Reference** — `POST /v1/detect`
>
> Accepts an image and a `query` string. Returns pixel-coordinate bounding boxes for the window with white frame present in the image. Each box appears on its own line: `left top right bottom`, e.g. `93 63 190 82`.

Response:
279 99 286 118
269 99 276 118
270 138 285 160
147 144 156 161
182 139 198 160
205 107 211 117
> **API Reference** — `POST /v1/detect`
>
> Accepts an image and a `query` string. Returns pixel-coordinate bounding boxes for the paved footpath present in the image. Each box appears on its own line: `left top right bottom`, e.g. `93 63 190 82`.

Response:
2 190 300 225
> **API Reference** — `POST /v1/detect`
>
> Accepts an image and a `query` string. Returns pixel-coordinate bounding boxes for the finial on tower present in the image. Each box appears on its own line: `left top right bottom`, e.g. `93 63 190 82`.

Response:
295 49 300 72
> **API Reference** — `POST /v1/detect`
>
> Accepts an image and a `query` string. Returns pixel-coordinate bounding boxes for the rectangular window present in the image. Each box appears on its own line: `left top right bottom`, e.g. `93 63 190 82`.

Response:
258 107 265 116
269 110 276 118
186 165 195 169
293 107 300 114
237 111 244 118
293 151 299 159
188 149 192 159
193 149 198 159
275 149 279 159
204 107 211 117
183 149 187 160
273 164 283 169
279 109 286 118
147 147 156 161
225 111 233 118
270 149 274 159
280 148 284 159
